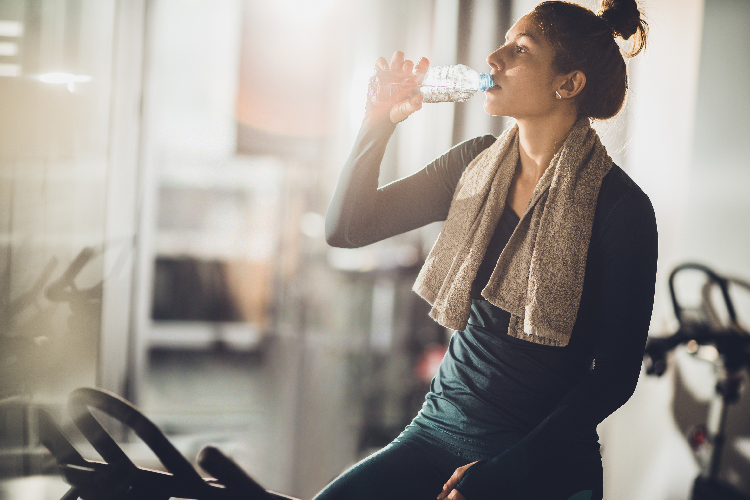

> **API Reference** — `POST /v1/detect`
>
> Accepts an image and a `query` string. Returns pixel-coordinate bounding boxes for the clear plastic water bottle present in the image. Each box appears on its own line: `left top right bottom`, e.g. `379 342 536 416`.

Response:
368 64 495 105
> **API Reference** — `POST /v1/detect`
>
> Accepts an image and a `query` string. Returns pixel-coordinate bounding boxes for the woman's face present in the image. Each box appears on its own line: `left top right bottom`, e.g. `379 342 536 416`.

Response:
483 14 560 119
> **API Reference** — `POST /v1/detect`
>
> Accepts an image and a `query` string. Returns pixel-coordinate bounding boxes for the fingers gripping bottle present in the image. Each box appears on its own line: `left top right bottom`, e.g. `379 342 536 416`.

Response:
368 64 495 105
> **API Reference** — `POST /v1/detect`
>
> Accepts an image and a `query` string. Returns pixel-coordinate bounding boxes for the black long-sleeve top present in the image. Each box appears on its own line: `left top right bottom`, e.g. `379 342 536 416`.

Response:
325 116 658 498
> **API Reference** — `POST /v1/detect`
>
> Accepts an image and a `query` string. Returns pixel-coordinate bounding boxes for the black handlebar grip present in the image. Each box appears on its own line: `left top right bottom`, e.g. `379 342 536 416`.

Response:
197 446 274 499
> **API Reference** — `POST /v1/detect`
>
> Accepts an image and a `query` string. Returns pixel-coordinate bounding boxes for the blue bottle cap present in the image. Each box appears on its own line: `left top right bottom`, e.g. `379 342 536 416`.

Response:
479 73 496 91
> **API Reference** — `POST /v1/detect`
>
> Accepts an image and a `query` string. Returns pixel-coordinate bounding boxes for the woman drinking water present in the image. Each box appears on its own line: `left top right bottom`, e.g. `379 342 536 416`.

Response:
321 1 656 498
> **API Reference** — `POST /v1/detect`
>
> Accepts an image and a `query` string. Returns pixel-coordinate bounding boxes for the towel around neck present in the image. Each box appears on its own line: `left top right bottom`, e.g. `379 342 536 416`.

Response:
413 117 612 346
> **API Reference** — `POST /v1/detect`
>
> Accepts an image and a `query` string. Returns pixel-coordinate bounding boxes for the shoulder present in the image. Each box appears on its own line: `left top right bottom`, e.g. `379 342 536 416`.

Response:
447 134 497 171
454 134 497 171
464 134 497 161
597 164 655 225
430 134 497 194
593 164 657 242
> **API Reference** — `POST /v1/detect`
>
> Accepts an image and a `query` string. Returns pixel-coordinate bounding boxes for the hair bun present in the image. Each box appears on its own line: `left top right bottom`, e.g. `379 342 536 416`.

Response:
599 0 648 57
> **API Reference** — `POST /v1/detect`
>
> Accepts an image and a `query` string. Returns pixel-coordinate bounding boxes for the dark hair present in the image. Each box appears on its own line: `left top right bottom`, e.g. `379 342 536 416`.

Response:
531 0 648 120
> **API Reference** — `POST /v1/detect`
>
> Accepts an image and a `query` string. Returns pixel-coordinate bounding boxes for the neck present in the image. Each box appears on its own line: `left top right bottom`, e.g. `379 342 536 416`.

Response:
515 112 579 183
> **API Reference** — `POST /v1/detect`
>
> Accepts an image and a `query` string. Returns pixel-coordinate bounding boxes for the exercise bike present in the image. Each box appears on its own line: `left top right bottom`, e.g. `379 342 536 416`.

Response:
643 263 750 500
40 387 297 500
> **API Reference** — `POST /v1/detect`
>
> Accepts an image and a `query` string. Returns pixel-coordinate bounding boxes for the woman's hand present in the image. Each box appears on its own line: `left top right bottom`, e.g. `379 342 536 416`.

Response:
370 51 429 124
436 461 478 500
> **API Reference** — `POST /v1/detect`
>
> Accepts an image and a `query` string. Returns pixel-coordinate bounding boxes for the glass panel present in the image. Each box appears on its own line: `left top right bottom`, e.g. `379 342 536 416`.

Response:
0 0 138 480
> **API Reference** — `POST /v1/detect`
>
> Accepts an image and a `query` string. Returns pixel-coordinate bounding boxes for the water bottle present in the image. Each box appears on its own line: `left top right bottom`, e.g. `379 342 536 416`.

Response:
368 64 495 105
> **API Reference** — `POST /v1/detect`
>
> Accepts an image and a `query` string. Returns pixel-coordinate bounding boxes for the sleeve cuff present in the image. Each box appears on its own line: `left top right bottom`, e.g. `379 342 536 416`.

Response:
455 446 529 500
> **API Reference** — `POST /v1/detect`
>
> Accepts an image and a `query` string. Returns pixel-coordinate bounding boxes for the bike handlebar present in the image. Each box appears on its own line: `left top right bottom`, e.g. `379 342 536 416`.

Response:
645 263 750 377
668 263 739 328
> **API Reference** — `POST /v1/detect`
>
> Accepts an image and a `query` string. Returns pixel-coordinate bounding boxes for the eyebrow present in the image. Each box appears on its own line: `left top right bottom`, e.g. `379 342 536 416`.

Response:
504 31 537 43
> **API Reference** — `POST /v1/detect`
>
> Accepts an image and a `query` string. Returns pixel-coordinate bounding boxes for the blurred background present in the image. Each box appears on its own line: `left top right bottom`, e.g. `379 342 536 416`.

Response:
0 0 748 499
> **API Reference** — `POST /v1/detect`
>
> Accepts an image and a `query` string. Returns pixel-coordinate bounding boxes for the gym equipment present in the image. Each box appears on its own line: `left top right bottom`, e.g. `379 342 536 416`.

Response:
644 263 750 500
40 387 297 500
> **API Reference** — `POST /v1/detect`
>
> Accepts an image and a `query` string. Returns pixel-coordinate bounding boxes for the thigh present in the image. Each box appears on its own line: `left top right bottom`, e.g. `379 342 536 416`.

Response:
558 442 603 500
312 442 448 500
519 443 603 500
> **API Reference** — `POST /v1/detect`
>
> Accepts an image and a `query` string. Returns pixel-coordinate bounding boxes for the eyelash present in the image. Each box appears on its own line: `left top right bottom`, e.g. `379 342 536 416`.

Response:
501 41 527 54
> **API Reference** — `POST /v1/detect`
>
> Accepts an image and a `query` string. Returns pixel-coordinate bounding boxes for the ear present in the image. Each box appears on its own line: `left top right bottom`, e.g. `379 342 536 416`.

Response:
555 70 586 99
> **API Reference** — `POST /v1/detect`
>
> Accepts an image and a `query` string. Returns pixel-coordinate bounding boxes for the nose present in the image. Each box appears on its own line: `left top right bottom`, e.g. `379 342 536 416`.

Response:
486 46 504 72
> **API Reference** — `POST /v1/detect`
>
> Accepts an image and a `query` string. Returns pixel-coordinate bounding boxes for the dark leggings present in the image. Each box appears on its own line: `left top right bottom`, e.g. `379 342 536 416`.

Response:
312 436 602 500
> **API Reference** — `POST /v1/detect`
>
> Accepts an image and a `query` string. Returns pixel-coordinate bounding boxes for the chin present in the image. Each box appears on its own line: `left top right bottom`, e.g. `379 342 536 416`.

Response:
482 99 499 116
482 95 506 117
483 102 504 117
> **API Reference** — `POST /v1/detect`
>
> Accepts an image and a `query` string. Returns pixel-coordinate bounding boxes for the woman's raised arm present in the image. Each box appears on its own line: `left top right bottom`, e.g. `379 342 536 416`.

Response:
325 52 485 248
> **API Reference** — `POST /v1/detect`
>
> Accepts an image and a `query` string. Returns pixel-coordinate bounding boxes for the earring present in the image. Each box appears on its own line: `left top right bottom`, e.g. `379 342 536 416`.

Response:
555 91 562 99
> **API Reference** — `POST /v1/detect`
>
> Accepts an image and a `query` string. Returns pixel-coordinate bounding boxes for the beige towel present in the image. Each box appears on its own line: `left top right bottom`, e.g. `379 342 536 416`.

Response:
413 118 612 346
